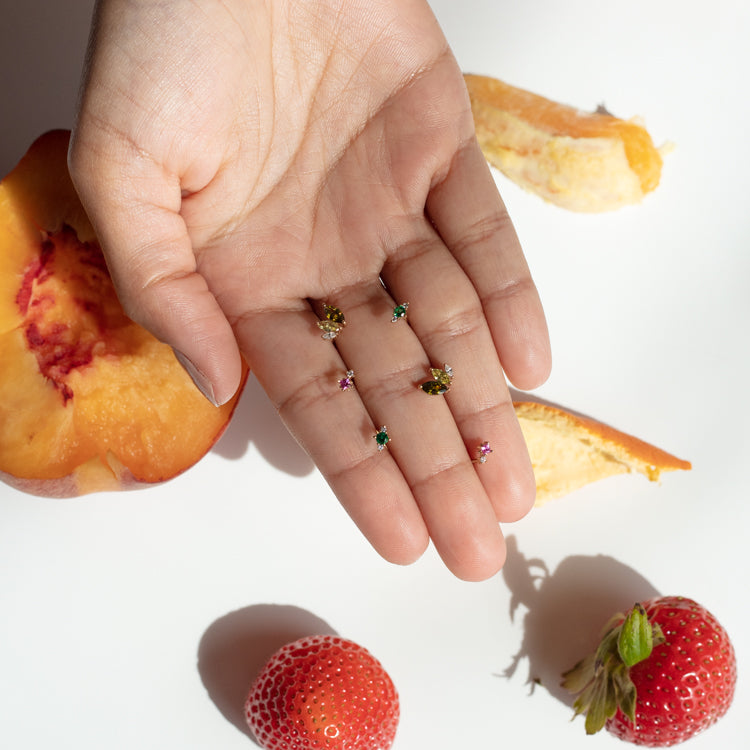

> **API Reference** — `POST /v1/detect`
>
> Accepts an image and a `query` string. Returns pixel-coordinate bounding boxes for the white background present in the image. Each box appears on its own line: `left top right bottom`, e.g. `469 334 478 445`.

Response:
1 1 748 748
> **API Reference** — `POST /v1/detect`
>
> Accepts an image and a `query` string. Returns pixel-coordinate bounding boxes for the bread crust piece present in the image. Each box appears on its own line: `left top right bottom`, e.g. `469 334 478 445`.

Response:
513 401 691 506
464 74 664 212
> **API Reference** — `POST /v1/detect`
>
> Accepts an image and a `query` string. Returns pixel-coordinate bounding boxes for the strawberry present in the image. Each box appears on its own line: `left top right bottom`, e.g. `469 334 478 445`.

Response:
562 596 737 746
244 634 399 750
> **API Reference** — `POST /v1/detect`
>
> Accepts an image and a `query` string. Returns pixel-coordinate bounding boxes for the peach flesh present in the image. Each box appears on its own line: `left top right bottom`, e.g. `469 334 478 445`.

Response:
18 225 124 404
0 130 247 496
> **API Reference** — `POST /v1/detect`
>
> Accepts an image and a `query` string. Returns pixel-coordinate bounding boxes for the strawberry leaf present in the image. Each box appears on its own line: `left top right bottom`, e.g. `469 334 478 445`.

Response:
617 603 654 667
561 653 596 694
563 610 642 735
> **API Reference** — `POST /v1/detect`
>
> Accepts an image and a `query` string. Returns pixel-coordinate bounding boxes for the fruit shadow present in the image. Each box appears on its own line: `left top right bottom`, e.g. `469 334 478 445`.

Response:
500 535 661 706
197 604 337 741
212 374 314 477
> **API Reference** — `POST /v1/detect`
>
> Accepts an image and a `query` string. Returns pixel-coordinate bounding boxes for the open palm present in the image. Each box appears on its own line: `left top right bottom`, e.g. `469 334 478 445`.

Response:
70 0 551 580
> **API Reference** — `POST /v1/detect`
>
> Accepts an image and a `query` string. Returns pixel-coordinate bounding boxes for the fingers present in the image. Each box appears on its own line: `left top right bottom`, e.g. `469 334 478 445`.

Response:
67 133 244 406
330 287 508 580
236 287 509 581
233 306 431 569
426 139 552 391
380 230 537 525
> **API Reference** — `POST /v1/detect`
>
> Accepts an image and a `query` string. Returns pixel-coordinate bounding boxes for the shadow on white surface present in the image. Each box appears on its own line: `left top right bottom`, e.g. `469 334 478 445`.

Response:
197 604 337 741
213 375 314 478
500 536 661 707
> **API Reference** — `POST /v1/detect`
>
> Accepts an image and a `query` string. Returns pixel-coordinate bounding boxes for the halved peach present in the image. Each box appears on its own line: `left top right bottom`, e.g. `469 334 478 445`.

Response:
0 130 248 497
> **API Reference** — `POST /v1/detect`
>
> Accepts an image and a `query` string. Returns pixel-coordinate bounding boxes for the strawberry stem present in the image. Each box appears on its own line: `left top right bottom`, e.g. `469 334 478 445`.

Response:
618 603 654 667
562 603 665 734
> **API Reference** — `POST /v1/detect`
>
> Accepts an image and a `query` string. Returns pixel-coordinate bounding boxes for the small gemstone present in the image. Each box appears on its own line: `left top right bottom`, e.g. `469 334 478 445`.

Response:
474 441 492 464
421 364 452 394
323 304 346 325
391 302 409 322
338 370 355 391
317 320 342 339
420 380 448 395
374 427 389 449
430 366 453 387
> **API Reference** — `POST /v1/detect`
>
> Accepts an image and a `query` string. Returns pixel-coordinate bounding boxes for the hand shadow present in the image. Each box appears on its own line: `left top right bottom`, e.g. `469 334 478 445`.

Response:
500 535 661 707
196 604 337 741
212 374 314 478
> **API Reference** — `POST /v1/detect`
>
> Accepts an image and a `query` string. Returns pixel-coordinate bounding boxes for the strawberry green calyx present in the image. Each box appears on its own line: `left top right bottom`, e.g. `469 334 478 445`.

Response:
561 603 665 735
618 602 659 667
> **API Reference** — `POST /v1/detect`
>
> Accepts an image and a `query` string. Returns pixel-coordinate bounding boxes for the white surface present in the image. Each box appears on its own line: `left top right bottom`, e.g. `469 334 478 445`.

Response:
1 1 748 748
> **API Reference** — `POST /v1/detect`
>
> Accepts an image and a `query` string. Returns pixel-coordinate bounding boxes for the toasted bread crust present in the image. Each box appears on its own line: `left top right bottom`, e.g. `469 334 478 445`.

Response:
514 401 691 505
464 74 663 212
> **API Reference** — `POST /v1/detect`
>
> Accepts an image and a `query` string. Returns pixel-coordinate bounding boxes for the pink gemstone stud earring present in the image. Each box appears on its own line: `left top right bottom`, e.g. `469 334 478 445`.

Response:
338 370 355 391
473 441 493 464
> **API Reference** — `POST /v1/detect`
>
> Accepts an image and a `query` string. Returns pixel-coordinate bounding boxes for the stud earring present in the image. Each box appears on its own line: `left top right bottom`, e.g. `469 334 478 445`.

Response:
338 370 355 391
391 302 409 322
419 364 453 395
473 441 493 464
317 304 346 340
374 426 390 450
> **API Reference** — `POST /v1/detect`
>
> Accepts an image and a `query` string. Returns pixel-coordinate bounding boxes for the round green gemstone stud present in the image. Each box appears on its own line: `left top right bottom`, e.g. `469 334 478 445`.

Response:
391 302 409 322
374 426 390 450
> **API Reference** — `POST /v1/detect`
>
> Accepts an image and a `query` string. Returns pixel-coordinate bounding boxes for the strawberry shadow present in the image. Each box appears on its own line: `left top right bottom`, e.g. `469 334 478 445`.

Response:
197 604 337 741
212 374 314 477
500 535 661 706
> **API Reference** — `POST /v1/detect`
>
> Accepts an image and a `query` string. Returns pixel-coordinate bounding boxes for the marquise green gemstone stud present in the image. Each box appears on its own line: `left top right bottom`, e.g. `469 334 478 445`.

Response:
419 364 453 395
323 304 346 325
374 426 390 450
391 302 409 322
316 304 346 339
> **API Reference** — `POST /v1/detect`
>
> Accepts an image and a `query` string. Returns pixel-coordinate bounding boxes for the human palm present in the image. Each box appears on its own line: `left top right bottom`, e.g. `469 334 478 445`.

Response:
70 0 551 580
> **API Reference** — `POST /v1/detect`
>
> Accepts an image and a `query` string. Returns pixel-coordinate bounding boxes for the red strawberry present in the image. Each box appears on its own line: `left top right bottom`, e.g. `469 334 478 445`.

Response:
244 634 399 750
562 596 737 746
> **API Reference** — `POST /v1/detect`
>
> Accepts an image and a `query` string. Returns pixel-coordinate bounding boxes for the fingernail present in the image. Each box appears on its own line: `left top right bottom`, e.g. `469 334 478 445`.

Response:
173 349 219 407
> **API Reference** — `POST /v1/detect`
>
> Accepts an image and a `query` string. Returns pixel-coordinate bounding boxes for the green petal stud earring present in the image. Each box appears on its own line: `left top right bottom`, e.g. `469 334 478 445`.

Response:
420 364 453 395
317 304 346 340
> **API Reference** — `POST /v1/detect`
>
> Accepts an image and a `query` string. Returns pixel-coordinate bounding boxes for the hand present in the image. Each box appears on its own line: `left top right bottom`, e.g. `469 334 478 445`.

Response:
69 0 551 581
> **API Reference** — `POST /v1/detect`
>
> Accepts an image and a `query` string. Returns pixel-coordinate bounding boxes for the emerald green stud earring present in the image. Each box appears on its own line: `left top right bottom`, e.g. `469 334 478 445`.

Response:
374 426 390 450
391 302 409 322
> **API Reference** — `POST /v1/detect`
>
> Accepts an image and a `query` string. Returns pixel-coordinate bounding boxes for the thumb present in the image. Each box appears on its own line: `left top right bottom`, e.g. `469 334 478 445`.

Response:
68 137 243 407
